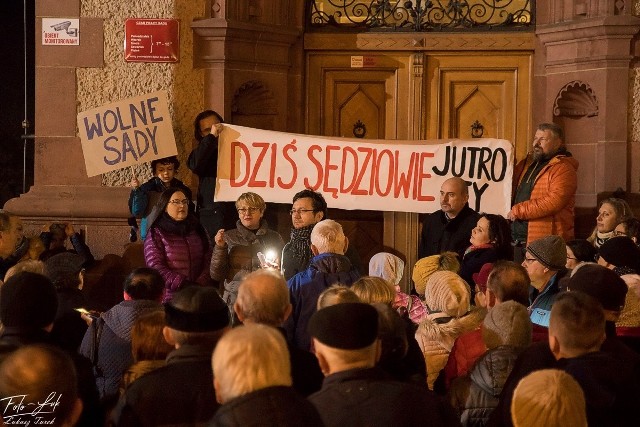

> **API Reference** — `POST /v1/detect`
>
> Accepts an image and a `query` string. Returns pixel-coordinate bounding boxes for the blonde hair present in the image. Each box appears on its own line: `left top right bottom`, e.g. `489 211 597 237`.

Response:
351 276 395 305
310 219 346 254
235 192 266 211
212 324 291 403
317 284 360 309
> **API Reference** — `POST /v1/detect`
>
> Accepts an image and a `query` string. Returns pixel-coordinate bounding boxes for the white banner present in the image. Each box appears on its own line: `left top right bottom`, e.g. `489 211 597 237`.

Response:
215 125 514 215
77 91 178 177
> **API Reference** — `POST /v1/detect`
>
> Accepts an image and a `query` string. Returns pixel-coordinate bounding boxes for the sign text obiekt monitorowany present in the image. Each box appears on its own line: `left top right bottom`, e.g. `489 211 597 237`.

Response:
215 125 513 215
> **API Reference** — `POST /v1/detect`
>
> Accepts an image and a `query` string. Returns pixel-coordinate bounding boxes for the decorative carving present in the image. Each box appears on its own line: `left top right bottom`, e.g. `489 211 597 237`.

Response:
309 0 533 31
553 81 598 118
232 80 278 115
471 120 484 138
353 120 367 138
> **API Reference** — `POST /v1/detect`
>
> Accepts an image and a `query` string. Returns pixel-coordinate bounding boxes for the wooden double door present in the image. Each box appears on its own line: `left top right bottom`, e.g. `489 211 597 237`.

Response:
305 50 532 279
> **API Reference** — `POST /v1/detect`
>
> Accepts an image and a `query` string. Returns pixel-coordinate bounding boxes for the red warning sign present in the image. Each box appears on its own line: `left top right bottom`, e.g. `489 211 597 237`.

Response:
125 19 179 63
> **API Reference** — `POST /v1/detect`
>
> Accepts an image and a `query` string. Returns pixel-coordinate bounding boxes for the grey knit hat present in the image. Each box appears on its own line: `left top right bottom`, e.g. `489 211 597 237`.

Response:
482 301 532 349
526 236 566 270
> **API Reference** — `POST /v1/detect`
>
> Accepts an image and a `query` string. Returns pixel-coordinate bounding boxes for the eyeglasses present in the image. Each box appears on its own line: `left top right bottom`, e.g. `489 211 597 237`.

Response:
523 257 538 264
290 209 315 216
169 199 189 206
613 230 628 237
237 207 260 214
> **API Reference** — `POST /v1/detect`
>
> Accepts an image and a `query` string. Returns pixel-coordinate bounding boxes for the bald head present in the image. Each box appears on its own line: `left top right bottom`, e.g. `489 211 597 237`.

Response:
234 269 292 326
440 178 469 218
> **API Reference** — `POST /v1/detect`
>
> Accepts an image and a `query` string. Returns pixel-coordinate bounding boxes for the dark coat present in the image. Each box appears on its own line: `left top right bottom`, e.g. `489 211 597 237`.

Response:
188 133 218 210
280 328 324 397
459 247 499 287
282 239 363 281
419 204 480 260
0 328 103 427
309 367 460 427
144 214 213 303
51 287 88 352
78 299 162 398
285 252 361 351
487 322 640 427
209 385 323 427
112 344 219 427
448 346 521 427
210 219 284 308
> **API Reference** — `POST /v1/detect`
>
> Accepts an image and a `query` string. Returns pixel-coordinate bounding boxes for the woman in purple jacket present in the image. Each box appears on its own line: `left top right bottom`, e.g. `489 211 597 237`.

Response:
144 188 213 302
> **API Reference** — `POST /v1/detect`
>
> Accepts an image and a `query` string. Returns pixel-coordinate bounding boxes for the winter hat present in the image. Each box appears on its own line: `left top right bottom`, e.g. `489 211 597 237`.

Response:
472 262 494 293
598 236 640 271
511 369 587 427
526 236 567 270
164 286 230 332
412 252 460 296
369 252 405 286
423 271 471 319
0 272 58 330
308 302 378 350
482 301 532 349
44 252 85 286
566 264 627 312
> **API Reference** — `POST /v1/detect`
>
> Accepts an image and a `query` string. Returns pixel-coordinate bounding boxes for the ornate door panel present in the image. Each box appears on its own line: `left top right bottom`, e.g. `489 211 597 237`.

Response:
426 54 532 161
306 54 413 264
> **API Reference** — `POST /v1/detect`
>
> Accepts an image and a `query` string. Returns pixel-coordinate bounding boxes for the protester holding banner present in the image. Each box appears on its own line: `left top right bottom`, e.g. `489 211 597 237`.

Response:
144 188 213 303
209 192 284 312
418 177 480 260
508 123 578 261
188 110 228 240
129 156 193 240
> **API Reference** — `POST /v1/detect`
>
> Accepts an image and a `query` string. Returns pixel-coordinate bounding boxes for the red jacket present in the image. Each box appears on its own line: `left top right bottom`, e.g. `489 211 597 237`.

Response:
511 152 579 244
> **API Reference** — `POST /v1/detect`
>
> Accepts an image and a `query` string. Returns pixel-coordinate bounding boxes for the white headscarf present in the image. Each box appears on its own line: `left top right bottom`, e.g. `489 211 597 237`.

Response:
369 252 405 286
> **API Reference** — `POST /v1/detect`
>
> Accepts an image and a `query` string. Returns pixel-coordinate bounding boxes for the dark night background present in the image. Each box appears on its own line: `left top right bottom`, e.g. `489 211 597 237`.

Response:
1 1 35 207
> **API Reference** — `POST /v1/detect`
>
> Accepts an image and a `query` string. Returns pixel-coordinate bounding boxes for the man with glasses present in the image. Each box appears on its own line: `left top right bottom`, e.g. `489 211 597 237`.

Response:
281 189 361 280
520 235 569 340
508 123 578 263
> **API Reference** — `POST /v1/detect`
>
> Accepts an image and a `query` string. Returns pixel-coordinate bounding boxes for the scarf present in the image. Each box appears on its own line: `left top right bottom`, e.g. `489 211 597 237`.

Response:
288 224 314 264
155 213 209 251
594 230 614 248
464 243 494 256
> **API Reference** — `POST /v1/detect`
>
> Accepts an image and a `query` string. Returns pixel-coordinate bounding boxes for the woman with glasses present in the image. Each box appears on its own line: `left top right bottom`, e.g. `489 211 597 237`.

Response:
613 218 640 246
144 188 213 303
565 239 597 270
210 192 284 311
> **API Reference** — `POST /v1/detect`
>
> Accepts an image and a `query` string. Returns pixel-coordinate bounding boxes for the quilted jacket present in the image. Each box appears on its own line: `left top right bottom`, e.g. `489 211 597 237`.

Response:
144 214 212 303
511 152 578 244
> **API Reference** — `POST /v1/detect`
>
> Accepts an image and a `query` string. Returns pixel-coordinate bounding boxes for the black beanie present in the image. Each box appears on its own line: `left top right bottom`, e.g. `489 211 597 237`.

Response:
0 272 58 330
567 264 628 312
308 302 378 350
598 236 640 271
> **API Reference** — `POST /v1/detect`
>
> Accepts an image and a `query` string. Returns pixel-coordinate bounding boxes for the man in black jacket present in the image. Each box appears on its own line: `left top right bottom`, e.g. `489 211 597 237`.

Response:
419 177 479 260
188 110 235 240
112 286 230 426
308 303 459 427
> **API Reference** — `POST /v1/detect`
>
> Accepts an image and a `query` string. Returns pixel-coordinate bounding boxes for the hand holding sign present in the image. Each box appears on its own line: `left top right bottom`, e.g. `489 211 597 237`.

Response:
77 91 178 177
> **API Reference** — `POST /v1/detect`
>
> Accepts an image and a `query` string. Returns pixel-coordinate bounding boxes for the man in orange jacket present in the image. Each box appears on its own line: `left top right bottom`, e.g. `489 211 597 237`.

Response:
507 123 578 263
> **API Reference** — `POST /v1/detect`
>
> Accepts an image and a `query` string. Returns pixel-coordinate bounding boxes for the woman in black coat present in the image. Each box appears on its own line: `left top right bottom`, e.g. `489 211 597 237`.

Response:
458 213 512 287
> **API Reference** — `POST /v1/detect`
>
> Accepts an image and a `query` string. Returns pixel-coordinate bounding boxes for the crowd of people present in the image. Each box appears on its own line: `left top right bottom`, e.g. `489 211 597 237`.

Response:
0 118 639 426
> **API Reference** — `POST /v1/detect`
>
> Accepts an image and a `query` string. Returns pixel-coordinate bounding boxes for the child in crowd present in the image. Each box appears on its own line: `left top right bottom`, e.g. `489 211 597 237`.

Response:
129 156 193 240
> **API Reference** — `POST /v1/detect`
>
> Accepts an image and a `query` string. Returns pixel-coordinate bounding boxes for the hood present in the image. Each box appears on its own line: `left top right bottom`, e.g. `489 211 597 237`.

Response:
102 300 162 340
416 307 485 352
469 345 521 397
310 253 353 274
